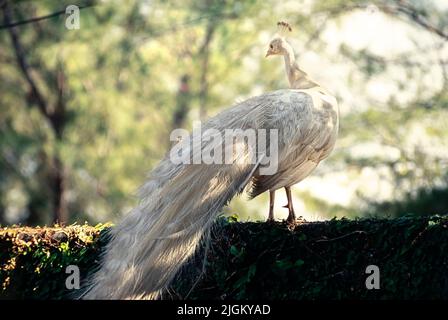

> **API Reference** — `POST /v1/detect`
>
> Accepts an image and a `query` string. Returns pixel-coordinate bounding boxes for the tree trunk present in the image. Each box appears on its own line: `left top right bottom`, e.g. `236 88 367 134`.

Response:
198 22 215 120
172 74 191 129
3 1 68 225
51 155 66 225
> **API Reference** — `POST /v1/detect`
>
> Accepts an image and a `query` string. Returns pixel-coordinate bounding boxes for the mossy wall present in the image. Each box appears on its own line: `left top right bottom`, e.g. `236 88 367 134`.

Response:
1 216 447 300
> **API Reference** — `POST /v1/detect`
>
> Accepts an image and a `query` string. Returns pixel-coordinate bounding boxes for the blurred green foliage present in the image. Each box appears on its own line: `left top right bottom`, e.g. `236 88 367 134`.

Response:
0 0 447 225
366 184 448 217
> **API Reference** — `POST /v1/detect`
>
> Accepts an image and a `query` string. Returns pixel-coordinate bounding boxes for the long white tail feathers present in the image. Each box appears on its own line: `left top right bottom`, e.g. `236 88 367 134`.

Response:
81 136 260 299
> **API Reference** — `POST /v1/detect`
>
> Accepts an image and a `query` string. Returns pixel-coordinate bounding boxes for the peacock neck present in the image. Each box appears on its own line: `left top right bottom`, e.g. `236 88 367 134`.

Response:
283 42 321 90
282 44 296 77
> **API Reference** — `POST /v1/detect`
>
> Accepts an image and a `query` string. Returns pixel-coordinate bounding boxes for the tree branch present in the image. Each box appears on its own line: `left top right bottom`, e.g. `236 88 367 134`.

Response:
2 1 69 224
392 0 448 41
2 2 48 117
319 2 448 41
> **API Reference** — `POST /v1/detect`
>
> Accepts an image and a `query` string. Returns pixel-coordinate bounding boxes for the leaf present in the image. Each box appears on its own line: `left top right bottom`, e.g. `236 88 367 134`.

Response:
230 245 240 257
275 259 293 270
298 234 307 241
294 259 305 267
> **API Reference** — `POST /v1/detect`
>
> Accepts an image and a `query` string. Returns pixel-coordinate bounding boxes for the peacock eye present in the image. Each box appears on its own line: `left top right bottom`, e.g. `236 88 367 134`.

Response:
269 44 273 49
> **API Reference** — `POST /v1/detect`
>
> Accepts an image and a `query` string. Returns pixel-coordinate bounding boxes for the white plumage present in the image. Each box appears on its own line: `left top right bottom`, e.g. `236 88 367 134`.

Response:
263 21 339 222
82 22 339 300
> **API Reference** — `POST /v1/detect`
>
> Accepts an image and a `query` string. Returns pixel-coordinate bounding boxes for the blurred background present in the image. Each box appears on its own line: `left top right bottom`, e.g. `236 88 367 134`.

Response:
0 0 447 225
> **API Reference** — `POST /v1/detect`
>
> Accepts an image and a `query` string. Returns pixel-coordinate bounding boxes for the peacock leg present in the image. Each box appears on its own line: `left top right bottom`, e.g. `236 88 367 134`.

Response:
285 186 296 223
267 190 275 222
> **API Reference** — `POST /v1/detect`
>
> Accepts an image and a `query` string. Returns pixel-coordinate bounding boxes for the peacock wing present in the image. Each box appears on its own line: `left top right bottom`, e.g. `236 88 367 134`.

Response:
247 89 338 198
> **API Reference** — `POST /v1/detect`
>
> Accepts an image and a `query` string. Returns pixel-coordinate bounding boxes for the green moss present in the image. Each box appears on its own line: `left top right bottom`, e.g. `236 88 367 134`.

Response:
1 216 448 299
0 223 110 299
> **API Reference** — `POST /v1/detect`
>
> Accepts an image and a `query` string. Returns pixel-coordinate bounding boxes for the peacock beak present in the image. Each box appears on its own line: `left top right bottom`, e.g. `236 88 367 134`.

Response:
265 51 272 58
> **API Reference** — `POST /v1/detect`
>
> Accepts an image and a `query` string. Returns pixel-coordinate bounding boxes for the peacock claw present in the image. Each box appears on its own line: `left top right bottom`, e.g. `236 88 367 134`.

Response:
266 218 275 224
285 215 306 228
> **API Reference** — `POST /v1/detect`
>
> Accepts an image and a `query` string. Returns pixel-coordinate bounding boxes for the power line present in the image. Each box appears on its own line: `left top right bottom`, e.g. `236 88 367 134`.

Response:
0 3 94 30
0 2 237 42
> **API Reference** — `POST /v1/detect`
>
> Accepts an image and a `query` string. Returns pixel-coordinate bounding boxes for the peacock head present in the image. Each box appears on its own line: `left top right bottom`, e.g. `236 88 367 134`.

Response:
265 37 286 57
265 21 292 58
